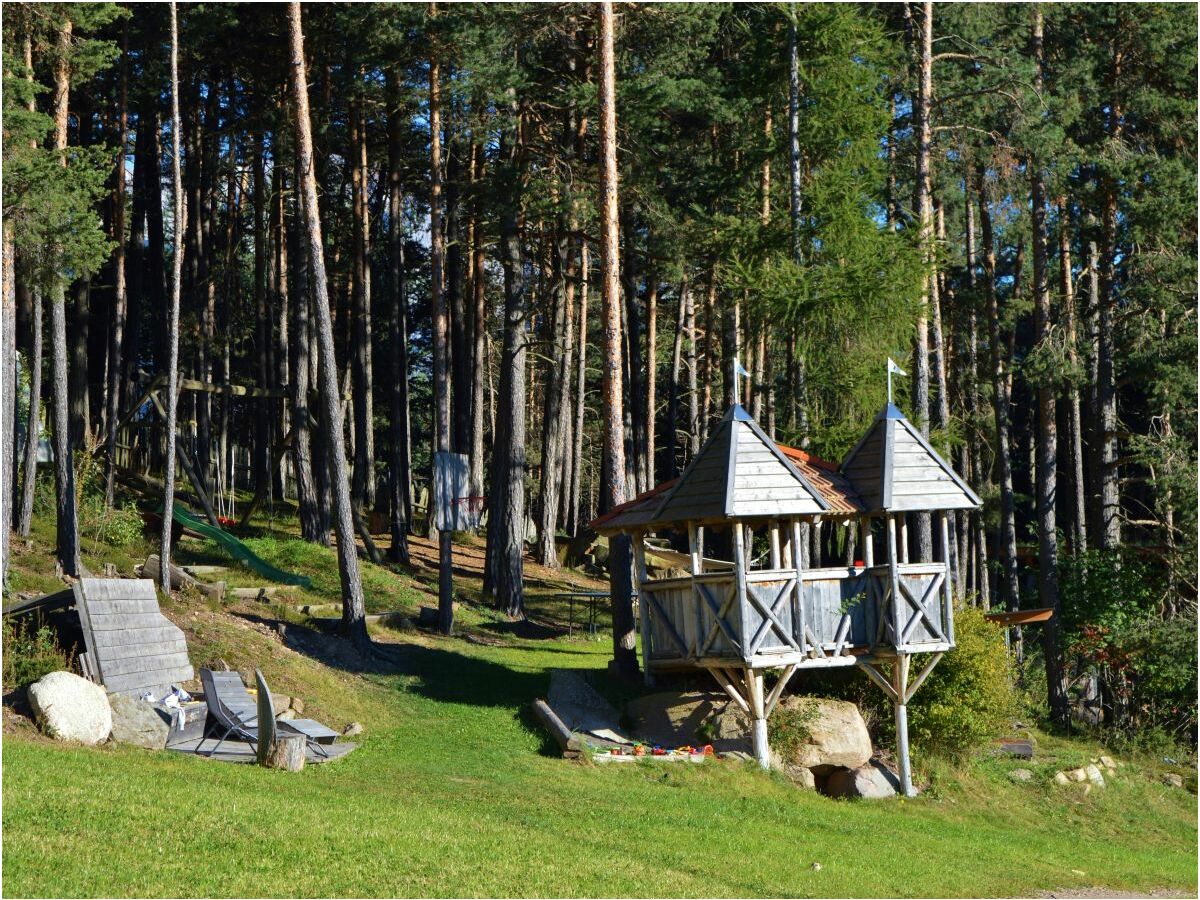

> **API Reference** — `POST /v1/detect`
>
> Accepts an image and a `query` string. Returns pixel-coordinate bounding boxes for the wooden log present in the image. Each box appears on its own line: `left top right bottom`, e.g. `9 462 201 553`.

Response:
531 698 573 755
142 554 225 600
262 733 306 771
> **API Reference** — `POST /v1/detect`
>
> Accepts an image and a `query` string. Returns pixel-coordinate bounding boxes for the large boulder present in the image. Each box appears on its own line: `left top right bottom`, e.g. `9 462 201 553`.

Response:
108 693 170 750
825 760 900 799
774 697 872 771
27 671 112 745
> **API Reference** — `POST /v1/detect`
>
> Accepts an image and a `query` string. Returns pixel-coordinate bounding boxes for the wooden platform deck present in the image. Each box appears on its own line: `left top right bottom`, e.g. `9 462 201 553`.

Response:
166 738 357 764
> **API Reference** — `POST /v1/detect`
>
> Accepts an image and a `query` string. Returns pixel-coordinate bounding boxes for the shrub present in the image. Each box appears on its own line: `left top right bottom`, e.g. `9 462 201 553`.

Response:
767 697 819 758
80 496 144 547
2 619 73 690
908 606 1016 758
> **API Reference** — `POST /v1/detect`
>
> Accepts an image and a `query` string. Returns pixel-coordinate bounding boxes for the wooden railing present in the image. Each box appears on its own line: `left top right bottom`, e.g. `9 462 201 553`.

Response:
640 561 952 667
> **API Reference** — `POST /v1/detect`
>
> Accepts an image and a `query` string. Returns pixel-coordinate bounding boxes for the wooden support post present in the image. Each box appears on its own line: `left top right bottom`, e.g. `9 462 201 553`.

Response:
150 391 221 527
768 520 782 569
688 521 702 658
632 532 655 686
862 517 874 567
898 515 909 564
732 520 750 657
747 667 769 770
792 518 806 655
886 515 903 647
939 512 955 646
891 655 915 796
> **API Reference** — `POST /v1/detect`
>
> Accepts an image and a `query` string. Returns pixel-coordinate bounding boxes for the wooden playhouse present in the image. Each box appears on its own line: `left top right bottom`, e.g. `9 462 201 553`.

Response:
592 401 980 795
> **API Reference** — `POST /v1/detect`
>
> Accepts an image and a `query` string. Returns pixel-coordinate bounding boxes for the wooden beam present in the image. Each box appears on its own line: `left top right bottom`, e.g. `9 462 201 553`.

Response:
904 651 943 704
939 512 955 645
709 667 751 715
178 377 285 399
148 391 220 527
764 663 797 716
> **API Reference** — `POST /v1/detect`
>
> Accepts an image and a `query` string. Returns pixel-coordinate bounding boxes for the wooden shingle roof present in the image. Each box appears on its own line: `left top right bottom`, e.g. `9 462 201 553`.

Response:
839 403 982 512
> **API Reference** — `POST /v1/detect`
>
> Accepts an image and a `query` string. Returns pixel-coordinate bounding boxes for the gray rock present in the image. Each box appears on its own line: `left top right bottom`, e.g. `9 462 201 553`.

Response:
108 693 170 750
1085 764 1106 787
548 669 622 736
290 696 305 715
277 708 297 721
342 721 364 737
1008 768 1034 782
1053 771 1071 786
1163 773 1183 788
27 671 112 745
825 760 899 799
1099 755 1117 771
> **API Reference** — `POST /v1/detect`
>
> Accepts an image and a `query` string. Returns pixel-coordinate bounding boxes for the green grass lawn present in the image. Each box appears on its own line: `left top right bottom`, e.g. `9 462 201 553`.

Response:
3 511 1197 898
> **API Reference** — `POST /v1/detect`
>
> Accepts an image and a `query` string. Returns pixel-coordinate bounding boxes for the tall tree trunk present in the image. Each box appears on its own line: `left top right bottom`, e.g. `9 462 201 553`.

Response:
349 99 376 510
50 18 80 577
387 73 413 565
289 145 321 543
910 0 935 562
1094 52 1123 551
568 239 589 536
685 277 699 458
104 25 129 507
428 10 455 632
288 0 370 648
1029 9 1067 728
1 225 14 581
486 99 529 619
274 153 291 501
598 0 638 679
468 140 487 509
666 273 687 477
644 271 657 486
252 133 272 510
1058 199 1087 555
161 3 185 590
536 210 572 568
978 169 1021 638
963 177 989 608
17 289 42 538
620 207 646 494
448 138 471 458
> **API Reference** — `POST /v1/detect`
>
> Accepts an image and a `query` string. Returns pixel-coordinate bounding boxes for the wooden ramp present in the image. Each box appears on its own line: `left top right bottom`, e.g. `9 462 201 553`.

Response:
75 578 194 696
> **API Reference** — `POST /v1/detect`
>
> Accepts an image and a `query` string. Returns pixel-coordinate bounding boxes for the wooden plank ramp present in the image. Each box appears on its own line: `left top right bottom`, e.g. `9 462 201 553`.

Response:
75 578 194 697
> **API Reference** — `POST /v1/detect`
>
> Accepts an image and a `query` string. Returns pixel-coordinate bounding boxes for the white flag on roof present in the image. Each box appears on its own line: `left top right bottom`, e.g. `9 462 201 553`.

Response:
887 357 907 376
735 359 751 378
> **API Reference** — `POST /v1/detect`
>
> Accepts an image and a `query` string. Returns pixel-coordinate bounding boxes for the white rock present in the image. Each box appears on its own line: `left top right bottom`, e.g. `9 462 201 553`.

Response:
1067 767 1088 782
1163 773 1183 788
824 760 900 799
1099 755 1116 771
1085 764 1106 787
1053 771 1070 786
27 672 112 745
1008 768 1033 782
342 721 364 737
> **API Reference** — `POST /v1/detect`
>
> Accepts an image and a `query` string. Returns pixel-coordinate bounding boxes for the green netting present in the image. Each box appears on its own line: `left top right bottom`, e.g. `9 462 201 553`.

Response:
170 504 312 588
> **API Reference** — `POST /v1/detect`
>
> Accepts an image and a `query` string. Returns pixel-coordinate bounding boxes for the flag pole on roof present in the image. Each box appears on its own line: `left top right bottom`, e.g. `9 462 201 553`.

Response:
887 357 906 405
734 357 750 406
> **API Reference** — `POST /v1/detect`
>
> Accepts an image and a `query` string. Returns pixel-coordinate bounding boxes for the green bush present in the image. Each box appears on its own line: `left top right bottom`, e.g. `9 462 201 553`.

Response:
767 697 819 758
2 619 73 690
80 496 144 547
908 607 1016 758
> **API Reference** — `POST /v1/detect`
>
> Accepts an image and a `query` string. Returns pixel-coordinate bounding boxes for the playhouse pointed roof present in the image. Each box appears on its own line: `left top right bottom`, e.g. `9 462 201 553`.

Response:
839 403 982 512
648 404 829 525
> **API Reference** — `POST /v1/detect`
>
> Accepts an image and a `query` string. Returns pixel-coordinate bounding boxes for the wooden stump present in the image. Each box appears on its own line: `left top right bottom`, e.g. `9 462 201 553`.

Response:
262 733 306 772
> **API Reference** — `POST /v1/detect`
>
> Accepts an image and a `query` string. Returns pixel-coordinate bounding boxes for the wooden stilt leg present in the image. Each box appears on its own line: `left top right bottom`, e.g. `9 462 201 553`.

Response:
892 655 914 797
747 668 770 770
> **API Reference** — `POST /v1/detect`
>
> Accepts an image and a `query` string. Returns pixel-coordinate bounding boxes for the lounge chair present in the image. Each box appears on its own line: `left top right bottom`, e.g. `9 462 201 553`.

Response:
198 668 340 759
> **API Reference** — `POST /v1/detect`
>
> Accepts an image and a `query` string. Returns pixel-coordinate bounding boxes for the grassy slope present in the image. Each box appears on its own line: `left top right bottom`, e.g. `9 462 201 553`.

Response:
3 512 1196 898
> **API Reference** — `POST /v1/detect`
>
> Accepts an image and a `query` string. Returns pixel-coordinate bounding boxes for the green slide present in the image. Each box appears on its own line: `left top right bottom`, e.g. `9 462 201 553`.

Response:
170 504 312 588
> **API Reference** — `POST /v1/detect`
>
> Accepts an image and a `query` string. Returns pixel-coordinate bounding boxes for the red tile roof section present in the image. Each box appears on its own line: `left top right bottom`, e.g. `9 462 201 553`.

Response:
590 441 865 533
